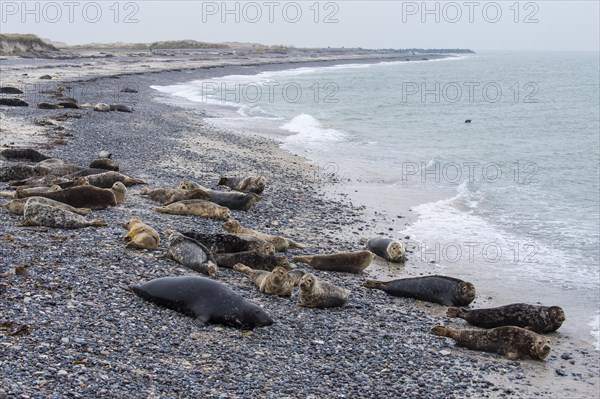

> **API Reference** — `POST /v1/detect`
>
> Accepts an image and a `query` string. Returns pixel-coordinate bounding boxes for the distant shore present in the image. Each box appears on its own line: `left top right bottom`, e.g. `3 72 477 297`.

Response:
1 50 598 398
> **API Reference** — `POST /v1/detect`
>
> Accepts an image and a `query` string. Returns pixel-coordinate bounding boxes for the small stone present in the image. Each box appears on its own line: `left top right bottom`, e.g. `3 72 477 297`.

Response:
61 337 69 344
555 369 567 376
561 352 572 360
439 350 451 356
57 370 68 376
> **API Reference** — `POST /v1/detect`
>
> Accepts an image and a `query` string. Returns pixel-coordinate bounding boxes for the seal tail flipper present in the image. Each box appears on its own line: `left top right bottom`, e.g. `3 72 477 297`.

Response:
206 262 219 278
91 219 108 227
75 208 92 215
363 280 384 289
233 263 252 275
218 177 227 185
292 255 313 264
446 307 468 319
288 240 305 249
140 187 150 195
430 325 451 337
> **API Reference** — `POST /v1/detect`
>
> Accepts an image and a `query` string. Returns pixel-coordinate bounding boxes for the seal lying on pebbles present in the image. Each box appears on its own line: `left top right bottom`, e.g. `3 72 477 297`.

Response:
22 199 107 229
123 219 160 250
94 103 110 112
364 275 475 306
141 187 210 205
37 102 63 110
218 176 266 194
446 304 566 333
131 276 273 329
74 171 144 188
182 231 275 255
66 168 115 178
293 251 374 274
222 220 304 252
178 180 203 190
0 164 38 182
0 148 49 162
430 325 552 360
110 104 134 112
165 231 218 277
35 159 84 176
8 174 71 188
5 196 91 216
16 184 119 209
208 191 261 211
88 158 119 171
155 200 230 220
213 251 291 271
298 273 350 308
366 237 406 262
234 264 303 297
0 98 28 107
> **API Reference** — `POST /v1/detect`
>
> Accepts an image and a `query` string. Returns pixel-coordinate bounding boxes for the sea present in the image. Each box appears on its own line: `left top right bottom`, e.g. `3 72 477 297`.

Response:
151 51 600 350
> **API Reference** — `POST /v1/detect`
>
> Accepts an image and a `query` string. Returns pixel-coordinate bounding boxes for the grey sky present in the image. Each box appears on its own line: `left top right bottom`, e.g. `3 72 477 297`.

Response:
1 1 598 51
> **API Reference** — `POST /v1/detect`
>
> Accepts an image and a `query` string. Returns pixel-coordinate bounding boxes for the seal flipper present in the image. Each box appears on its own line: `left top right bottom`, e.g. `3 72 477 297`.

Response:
505 350 521 360
447 307 468 318
194 314 210 327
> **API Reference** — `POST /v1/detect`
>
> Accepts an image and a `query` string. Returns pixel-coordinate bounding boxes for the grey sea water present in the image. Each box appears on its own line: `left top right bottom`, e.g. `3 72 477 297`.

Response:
152 51 600 348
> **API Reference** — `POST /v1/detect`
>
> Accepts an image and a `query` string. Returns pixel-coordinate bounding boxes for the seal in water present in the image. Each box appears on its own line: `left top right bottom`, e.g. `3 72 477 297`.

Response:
298 273 350 308
155 200 230 220
130 276 273 329
218 176 266 194
182 231 275 255
366 237 406 262
364 275 475 306
213 251 291 271
430 325 552 360
16 184 118 210
165 231 218 277
0 148 49 163
5 196 91 216
293 251 374 274
233 263 302 297
123 219 160 250
222 219 304 252
446 303 565 333
22 199 107 229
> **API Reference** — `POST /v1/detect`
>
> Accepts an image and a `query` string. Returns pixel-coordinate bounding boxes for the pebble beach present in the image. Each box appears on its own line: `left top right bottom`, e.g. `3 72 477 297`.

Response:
1 50 599 398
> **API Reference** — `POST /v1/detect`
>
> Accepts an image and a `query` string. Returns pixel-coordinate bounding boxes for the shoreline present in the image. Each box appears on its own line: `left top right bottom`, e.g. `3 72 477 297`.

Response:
1 54 598 398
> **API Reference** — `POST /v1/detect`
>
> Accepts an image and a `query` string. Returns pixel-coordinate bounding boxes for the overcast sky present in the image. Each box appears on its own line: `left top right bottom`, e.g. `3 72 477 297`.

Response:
1 1 598 51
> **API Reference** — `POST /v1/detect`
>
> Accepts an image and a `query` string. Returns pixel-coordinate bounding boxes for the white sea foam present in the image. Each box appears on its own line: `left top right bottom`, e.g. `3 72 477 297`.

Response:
280 114 346 145
589 313 600 351
401 181 599 290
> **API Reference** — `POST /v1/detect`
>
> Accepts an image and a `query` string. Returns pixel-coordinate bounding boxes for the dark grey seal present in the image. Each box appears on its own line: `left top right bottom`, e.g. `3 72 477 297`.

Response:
364 275 475 306
131 276 273 329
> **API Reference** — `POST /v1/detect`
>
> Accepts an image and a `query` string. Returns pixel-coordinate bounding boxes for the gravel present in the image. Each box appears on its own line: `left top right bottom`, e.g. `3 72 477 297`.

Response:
0 64 556 399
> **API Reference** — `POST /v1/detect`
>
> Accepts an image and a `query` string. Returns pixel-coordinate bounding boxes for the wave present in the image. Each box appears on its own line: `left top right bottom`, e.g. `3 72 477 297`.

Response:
590 313 600 351
401 181 599 290
280 114 346 145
